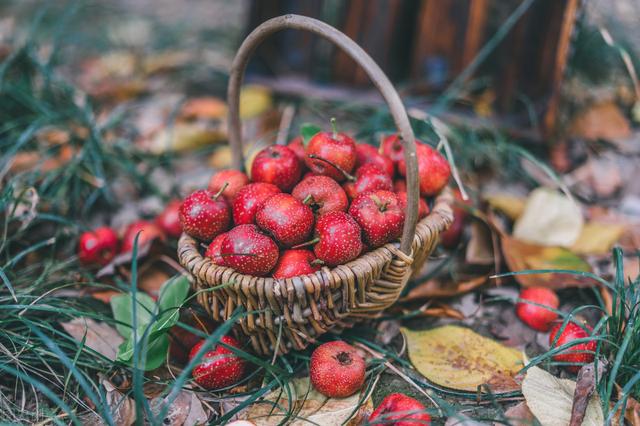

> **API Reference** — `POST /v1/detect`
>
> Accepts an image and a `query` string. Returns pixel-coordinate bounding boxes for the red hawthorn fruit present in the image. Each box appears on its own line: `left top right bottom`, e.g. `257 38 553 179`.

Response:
516 287 559 332
304 126 357 182
272 249 320 279
349 190 405 248
207 169 250 202
205 233 227 266
310 341 365 398
220 224 279 276
396 192 430 220
342 164 393 200
312 211 363 266
189 335 246 390
291 175 349 216
251 145 302 192
179 189 231 242
232 183 281 225
370 393 431 426
255 194 315 247
78 226 119 266
121 221 166 253
355 143 394 177
287 136 307 167
549 322 597 373
381 134 406 166
398 143 451 196
155 200 183 238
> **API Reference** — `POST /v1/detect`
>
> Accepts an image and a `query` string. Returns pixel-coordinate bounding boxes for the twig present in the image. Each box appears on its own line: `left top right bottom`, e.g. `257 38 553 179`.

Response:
275 105 296 146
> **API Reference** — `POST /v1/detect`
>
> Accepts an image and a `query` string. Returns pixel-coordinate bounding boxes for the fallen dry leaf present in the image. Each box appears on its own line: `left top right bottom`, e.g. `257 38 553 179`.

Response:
502 401 535 426
501 236 596 289
143 122 226 154
571 222 626 255
150 390 208 426
485 194 527 221
465 221 495 265
489 306 537 349
569 101 631 142
209 146 232 169
102 377 137 426
401 276 488 301
60 318 124 361
239 85 272 119
570 363 605 426
180 97 227 121
513 188 583 248
521 366 603 426
244 377 372 425
402 325 523 392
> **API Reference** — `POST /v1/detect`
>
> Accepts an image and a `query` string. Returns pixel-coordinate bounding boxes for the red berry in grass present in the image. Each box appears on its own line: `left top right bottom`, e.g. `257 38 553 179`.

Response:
205 233 227 266
79 227 119 266
355 143 394 177
251 145 302 192
208 169 249 202
349 190 405 248
381 134 406 166
180 190 231 242
370 393 431 426
121 221 165 253
397 192 430 220
516 287 559 332
305 125 356 182
549 322 597 373
342 164 393 200
272 249 320 279
287 136 307 167
310 341 365 398
256 194 314 247
232 183 281 225
189 336 246 390
313 212 363 266
168 311 216 364
220 224 279 276
292 175 348 216
155 200 182 238
398 143 451 196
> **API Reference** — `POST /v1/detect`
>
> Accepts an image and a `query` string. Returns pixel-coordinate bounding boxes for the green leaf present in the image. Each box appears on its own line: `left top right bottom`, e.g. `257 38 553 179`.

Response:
300 123 321 146
155 276 190 332
117 333 169 371
110 292 156 337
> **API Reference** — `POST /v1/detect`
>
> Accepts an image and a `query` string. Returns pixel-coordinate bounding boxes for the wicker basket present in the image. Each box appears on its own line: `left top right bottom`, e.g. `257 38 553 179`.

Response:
178 14 453 356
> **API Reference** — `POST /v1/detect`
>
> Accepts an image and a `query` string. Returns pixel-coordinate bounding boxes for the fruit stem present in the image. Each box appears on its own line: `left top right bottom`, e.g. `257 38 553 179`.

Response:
330 117 338 139
291 237 320 249
310 258 325 266
302 194 315 205
307 154 355 181
213 182 229 200
370 195 388 212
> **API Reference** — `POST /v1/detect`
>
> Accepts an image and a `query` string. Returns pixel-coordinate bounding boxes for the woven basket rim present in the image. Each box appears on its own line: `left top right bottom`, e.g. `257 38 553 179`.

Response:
179 190 454 288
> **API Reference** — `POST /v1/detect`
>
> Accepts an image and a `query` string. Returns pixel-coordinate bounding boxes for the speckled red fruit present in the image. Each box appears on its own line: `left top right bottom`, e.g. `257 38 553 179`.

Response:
220 224 279 276
370 393 431 426
272 249 320 279
394 179 407 192
208 170 249 202
349 190 405 248
251 145 302 192
179 190 231 242
189 336 246 390
205 233 227 266
304 131 356 182
440 189 469 249
398 143 451 196
549 322 597 373
343 164 393 199
232 183 281 225
355 143 394 177
155 200 182 238
292 175 348 216
79 227 119 266
121 221 165 253
397 192 430 220
287 136 307 167
381 134 406 165
255 194 314 247
516 287 559 332
313 212 363 266
310 341 365 398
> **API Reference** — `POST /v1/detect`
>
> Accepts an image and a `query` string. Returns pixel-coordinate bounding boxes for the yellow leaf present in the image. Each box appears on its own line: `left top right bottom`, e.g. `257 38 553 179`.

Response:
485 194 527 221
513 188 583 247
571 222 626 255
522 366 603 426
209 146 232 169
146 122 225 154
402 325 523 392
240 85 272 119
244 377 371 426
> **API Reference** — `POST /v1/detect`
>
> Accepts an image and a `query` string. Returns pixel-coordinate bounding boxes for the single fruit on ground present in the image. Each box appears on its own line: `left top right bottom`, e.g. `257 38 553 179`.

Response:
516 287 559 331
355 143 394 176
189 335 246 390
312 211 363 266
180 189 231 242
549 322 597 373
208 169 250 202
369 393 431 426
78 226 119 266
272 249 320 279
121 221 166 252
291 175 348 216
232 182 281 225
310 341 365 398
251 145 302 192
304 122 356 182
398 143 451 196
255 193 314 247
220 224 279 276
349 190 405 248
155 200 183 238
205 233 227 266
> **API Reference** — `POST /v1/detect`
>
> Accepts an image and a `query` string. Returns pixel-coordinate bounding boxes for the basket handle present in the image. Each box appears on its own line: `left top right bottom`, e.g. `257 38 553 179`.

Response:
227 14 420 255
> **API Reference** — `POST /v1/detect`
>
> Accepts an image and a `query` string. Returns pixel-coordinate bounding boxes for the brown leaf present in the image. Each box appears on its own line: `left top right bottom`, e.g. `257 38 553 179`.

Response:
501 402 535 426
569 101 631 141
60 318 124 361
401 276 488 301
150 390 208 426
102 378 137 426
485 193 527 221
180 97 227 121
465 221 495 265
570 363 605 426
